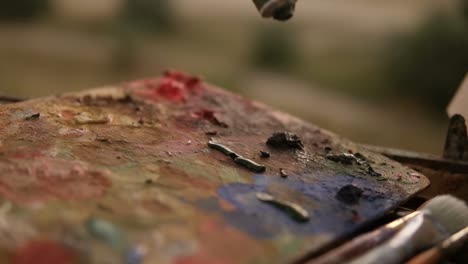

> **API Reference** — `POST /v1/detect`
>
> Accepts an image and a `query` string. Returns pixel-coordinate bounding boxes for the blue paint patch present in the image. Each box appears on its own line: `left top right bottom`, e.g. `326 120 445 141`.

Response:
210 173 403 238
125 246 144 264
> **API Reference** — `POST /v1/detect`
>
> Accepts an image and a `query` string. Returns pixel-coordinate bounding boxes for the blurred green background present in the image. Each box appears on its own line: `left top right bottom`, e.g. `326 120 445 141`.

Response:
0 0 467 154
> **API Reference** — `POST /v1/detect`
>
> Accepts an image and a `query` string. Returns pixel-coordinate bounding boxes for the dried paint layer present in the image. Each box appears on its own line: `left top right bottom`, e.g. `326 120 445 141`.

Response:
0 158 111 203
0 71 430 264
12 239 76 264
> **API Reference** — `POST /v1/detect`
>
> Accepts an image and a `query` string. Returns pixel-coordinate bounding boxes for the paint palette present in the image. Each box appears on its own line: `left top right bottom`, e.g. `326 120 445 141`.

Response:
0 72 429 264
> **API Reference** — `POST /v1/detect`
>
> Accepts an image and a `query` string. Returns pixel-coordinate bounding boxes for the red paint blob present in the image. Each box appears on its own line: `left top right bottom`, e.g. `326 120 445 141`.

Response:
12 239 76 264
13 151 43 159
130 70 204 102
164 70 203 92
156 78 186 102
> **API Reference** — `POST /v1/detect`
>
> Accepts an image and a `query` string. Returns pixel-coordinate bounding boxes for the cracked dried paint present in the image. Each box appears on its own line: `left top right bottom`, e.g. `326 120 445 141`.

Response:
0 71 429 264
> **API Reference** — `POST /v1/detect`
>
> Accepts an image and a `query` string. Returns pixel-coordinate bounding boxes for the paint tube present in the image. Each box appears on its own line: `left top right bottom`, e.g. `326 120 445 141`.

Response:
252 0 297 21
310 195 468 264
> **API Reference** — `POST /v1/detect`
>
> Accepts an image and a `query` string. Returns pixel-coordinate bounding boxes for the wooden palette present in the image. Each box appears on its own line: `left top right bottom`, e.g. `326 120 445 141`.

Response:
0 72 429 264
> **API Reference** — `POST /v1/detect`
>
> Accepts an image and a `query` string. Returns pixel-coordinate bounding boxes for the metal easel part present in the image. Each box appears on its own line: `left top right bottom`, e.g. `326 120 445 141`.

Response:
443 114 468 161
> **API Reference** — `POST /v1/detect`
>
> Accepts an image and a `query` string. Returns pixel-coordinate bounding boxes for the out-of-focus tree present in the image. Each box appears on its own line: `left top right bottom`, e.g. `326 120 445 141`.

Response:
385 0 468 112
250 25 299 72
0 0 50 21
120 0 175 33
463 0 468 24
111 0 176 71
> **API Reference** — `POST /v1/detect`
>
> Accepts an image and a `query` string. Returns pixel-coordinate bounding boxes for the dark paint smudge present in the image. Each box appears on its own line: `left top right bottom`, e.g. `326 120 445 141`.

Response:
24 113 40 121
326 153 359 165
195 109 228 128
266 132 303 149
259 151 270 158
367 166 382 177
336 185 363 205
205 131 218 136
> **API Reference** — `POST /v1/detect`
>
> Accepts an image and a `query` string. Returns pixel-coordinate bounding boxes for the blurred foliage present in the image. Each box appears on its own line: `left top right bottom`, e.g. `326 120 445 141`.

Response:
463 0 468 24
112 0 176 71
111 24 139 72
385 1 468 112
250 26 300 72
120 0 175 33
0 0 50 21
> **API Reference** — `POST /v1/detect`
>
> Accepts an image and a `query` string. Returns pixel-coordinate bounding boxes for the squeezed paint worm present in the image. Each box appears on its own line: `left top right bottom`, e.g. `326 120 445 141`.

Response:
208 140 266 172
279 168 288 178
144 179 154 185
256 192 309 222
234 157 266 173
208 141 240 159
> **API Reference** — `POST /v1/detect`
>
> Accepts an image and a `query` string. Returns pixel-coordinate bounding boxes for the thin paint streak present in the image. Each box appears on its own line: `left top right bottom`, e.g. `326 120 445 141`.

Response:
256 192 309 222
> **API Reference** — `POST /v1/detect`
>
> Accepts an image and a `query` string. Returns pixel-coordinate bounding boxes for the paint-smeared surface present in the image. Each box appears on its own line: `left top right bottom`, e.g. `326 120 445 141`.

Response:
0 72 429 264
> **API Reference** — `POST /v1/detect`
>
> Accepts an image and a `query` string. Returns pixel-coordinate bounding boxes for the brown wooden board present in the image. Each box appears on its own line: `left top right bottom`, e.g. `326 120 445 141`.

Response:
0 72 429 264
